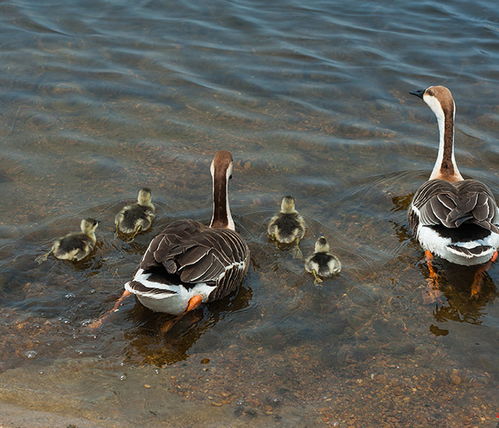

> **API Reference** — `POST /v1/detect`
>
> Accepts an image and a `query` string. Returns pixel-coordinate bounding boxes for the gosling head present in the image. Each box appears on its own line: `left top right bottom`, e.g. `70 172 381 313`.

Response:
80 218 99 235
280 195 297 214
314 235 330 253
137 188 153 206
410 85 455 119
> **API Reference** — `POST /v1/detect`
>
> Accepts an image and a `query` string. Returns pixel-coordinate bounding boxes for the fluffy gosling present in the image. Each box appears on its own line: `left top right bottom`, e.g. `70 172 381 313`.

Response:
267 195 306 256
304 236 341 284
115 188 155 241
35 218 99 263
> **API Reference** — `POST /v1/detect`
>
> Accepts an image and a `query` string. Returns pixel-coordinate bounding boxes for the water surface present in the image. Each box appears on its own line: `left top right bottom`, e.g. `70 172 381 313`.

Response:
0 0 498 426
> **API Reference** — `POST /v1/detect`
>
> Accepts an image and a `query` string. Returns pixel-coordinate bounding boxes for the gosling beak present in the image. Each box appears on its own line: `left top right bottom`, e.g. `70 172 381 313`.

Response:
186 295 203 312
409 89 425 99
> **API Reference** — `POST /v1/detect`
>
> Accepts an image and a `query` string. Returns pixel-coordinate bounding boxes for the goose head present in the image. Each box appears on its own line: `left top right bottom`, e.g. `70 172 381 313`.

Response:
210 150 233 179
410 85 455 121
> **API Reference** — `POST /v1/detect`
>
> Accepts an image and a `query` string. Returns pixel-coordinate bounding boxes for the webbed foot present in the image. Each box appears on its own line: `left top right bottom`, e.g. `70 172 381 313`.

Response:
311 269 323 285
35 252 50 264
87 290 132 329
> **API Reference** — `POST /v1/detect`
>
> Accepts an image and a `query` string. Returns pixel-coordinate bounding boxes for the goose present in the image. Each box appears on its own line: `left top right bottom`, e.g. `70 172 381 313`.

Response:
35 218 99 263
89 151 249 328
267 195 306 256
115 188 155 241
408 85 499 296
304 235 341 284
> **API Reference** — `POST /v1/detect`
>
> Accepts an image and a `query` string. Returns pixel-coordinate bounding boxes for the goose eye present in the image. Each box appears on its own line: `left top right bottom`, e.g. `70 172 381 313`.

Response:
229 175 233 180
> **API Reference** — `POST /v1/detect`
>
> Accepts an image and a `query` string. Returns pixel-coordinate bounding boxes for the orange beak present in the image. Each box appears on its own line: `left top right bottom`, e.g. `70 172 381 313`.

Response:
186 294 203 312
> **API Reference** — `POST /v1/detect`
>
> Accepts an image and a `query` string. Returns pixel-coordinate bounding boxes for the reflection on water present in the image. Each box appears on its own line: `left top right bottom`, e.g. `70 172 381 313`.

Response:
0 0 498 425
123 285 254 366
428 265 496 326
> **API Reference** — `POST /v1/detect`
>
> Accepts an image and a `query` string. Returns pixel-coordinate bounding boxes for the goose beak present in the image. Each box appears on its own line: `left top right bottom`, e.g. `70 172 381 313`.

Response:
186 295 203 312
410 89 425 99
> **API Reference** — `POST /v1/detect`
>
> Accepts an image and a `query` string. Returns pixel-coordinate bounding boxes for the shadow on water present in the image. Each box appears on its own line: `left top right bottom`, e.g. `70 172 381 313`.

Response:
122 284 254 366
423 262 496 326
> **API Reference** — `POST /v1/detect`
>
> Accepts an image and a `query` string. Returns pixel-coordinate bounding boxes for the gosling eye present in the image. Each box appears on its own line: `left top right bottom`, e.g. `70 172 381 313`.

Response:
229 175 233 180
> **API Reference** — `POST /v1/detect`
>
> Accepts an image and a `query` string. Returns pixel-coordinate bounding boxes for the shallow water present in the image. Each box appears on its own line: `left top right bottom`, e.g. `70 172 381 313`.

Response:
1 0 498 426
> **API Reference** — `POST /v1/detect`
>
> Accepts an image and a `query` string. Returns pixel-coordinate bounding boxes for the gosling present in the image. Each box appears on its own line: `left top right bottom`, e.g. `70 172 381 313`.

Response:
304 236 341 284
35 218 99 263
267 195 306 256
115 188 155 241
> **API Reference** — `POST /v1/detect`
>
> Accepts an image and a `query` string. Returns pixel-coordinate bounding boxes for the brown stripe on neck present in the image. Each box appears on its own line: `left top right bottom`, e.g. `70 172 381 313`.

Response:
210 171 228 229
440 102 455 177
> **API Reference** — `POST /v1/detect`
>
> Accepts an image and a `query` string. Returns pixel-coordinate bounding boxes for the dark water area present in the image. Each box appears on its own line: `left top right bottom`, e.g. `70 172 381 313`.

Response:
0 0 498 426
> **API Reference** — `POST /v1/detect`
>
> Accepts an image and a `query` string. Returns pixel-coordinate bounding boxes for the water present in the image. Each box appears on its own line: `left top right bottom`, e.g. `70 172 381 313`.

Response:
1 0 498 426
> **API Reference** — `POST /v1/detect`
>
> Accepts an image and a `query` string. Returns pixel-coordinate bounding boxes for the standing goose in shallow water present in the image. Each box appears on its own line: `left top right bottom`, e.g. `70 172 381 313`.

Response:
115 188 155 241
408 86 499 298
35 218 99 263
89 151 249 328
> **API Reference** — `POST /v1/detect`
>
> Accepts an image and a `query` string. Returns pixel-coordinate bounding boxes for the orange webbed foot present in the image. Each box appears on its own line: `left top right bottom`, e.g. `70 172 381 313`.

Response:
87 290 132 329
422 251 443 304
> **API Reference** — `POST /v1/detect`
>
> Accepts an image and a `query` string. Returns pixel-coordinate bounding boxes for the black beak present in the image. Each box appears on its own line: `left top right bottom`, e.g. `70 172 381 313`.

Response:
409 89 425 99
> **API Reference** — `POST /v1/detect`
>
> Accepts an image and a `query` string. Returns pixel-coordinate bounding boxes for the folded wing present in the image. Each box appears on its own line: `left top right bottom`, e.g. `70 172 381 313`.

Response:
136 219 249 300
409 179 499 235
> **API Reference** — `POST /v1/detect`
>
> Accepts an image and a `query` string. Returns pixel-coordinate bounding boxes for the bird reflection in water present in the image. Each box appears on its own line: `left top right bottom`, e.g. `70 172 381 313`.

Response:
122 284 253 366
429 262 496 326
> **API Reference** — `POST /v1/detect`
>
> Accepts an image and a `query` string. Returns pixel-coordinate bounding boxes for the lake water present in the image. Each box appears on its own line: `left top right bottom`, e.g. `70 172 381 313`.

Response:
0 0 498 426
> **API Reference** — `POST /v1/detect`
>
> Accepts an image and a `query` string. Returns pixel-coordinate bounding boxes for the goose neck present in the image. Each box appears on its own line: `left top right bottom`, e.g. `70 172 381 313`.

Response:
210 171 234 230
429 99 462 181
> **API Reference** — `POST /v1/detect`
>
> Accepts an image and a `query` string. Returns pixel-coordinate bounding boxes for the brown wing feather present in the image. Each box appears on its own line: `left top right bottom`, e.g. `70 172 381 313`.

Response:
408 179 499 235
138 219 249 300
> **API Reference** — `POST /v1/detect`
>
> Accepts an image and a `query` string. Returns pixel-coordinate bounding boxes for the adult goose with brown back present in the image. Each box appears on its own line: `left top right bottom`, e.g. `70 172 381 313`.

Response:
89 151 249 328
408 86 499 298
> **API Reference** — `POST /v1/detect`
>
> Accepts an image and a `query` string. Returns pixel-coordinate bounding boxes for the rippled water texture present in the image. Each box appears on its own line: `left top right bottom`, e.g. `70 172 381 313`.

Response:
1 0 498 426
